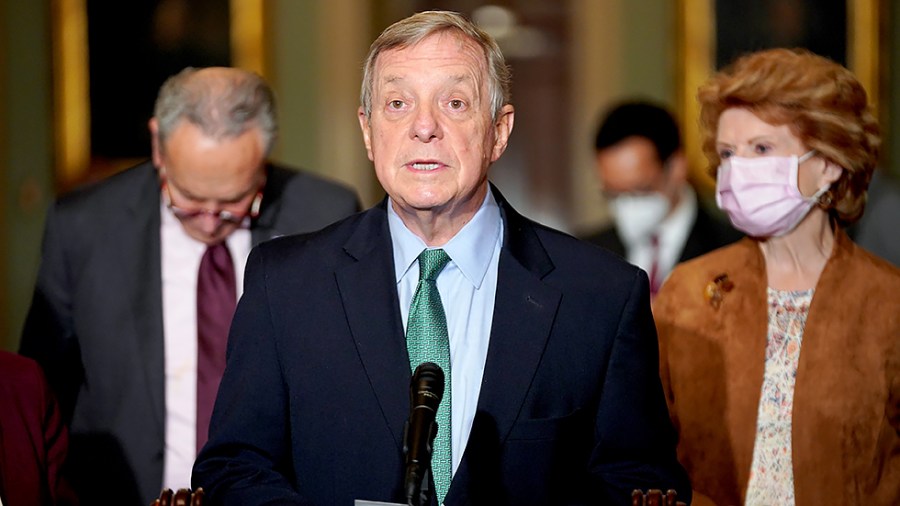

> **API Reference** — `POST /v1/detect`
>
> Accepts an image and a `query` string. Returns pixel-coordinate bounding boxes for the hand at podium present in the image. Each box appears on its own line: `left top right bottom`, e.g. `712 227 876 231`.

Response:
151 487 204 506
631 489 686 506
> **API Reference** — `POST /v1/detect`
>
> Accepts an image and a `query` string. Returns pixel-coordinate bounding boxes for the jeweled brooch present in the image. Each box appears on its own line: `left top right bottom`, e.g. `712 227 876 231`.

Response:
703 273 734 309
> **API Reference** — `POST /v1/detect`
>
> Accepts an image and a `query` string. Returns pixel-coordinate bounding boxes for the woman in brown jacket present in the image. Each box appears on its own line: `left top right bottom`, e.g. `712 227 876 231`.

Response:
654 48 900 505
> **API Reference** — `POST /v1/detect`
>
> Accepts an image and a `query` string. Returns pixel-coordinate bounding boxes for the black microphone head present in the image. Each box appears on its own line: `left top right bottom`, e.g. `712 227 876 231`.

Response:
405 362 445 504
410 362 445 409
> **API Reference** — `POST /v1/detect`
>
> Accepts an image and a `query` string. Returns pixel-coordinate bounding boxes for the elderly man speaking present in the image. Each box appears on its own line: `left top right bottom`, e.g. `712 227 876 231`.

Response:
193 11 689 506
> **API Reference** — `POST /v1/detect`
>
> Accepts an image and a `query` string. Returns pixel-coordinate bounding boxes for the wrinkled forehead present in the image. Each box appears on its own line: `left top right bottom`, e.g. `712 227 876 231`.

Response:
373 31 488 85
160 123 266 198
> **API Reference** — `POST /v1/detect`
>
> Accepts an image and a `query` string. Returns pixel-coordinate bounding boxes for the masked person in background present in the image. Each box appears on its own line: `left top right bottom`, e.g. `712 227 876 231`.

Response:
654 48 900 505
581 101 740 296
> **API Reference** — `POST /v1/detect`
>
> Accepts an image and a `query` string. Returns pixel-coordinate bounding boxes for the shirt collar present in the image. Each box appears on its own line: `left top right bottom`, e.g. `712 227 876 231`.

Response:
388 190 502 289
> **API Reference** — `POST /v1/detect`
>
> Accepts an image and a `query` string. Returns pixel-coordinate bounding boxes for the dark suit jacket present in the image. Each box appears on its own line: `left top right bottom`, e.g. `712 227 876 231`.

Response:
192 187 690 505
582 200 741 264
0 351 74 506
19 161 360 506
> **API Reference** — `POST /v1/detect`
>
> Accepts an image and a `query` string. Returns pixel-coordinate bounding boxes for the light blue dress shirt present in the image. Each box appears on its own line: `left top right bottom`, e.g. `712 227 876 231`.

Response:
388 189 503 475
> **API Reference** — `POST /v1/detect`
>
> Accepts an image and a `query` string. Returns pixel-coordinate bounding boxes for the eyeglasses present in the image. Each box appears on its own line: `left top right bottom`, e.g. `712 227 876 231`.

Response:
162 180 263 226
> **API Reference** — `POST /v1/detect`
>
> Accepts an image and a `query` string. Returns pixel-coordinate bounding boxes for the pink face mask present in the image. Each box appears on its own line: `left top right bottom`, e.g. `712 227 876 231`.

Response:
715 151 830 237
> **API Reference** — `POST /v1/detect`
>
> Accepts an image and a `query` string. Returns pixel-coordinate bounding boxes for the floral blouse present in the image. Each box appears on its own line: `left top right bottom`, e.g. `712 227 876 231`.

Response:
744 288 814 506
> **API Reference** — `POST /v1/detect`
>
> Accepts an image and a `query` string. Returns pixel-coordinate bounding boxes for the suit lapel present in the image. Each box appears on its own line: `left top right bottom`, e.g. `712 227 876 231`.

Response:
123 164 166 433
476 256 559 445
334 205 411 446
473 189 560 442
447 189 559 504
250 221 276 246
679 208 711 262
680 206 728 262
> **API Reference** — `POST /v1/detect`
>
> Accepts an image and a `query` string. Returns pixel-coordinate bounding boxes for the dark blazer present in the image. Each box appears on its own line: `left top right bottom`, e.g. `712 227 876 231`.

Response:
582 201 741 264
0 351 73 506
19 161 360 506
192 187 690 505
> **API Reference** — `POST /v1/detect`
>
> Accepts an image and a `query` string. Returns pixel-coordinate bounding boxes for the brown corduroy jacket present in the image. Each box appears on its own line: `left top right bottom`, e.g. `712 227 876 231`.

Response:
654 229 900 505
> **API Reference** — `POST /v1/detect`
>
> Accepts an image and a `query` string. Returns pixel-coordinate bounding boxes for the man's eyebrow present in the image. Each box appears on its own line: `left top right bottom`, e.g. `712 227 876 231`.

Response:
381 74 473 84
448 74 476 86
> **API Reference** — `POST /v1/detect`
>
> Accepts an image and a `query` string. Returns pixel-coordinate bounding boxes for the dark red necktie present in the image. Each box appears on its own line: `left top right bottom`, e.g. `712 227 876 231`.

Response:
196 242 236 453
648 234 661 296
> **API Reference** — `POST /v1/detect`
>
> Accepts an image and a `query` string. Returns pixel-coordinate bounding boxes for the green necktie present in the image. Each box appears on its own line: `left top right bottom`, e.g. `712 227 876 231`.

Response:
406 248 452 504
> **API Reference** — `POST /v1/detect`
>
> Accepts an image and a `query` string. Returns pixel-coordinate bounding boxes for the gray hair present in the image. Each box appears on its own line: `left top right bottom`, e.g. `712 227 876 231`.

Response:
360 10 512 121
154 67 278 155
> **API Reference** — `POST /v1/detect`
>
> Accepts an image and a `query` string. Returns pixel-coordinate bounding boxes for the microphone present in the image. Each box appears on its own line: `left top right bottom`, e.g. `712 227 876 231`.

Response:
403 362 445 506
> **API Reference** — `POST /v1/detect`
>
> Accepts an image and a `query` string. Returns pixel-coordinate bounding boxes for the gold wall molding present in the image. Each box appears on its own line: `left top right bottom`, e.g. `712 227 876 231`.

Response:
52 0 265 188
52 0 90 188
676 0 883 191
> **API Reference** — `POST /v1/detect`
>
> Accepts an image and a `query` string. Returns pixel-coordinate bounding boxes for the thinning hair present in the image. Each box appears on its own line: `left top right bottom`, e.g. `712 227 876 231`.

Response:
154 67 278 155
360 10 511 121
699 48 881 225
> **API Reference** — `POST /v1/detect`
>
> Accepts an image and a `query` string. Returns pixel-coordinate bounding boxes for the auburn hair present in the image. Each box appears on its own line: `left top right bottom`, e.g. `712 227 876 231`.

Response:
698 48 881 224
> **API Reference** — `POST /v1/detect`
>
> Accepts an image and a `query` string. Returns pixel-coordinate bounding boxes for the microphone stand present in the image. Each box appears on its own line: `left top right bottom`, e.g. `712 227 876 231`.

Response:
405 465 433 506
403 418 436 506
403 362 444 506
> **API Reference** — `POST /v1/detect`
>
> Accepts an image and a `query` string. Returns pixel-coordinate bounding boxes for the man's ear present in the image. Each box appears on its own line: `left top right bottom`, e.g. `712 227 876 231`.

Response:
666 150 689 185
149 118 164 171
358 107 375 162
490 104 515 162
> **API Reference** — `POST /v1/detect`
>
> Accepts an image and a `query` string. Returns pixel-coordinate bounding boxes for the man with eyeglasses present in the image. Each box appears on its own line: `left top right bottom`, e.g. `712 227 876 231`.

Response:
19 67 360 505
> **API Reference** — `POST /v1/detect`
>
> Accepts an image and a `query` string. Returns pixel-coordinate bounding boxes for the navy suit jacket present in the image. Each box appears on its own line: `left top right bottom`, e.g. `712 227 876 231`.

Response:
19 161 360 505
193 187 690 505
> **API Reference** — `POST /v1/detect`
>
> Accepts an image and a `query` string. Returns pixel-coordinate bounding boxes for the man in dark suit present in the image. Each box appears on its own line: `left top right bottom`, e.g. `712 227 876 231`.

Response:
581 101 740 295
193 12 689 506
19 67 359 505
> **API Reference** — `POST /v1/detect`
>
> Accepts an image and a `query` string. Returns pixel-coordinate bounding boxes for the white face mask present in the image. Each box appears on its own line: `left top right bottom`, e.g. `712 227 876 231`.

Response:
610 193 670 244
